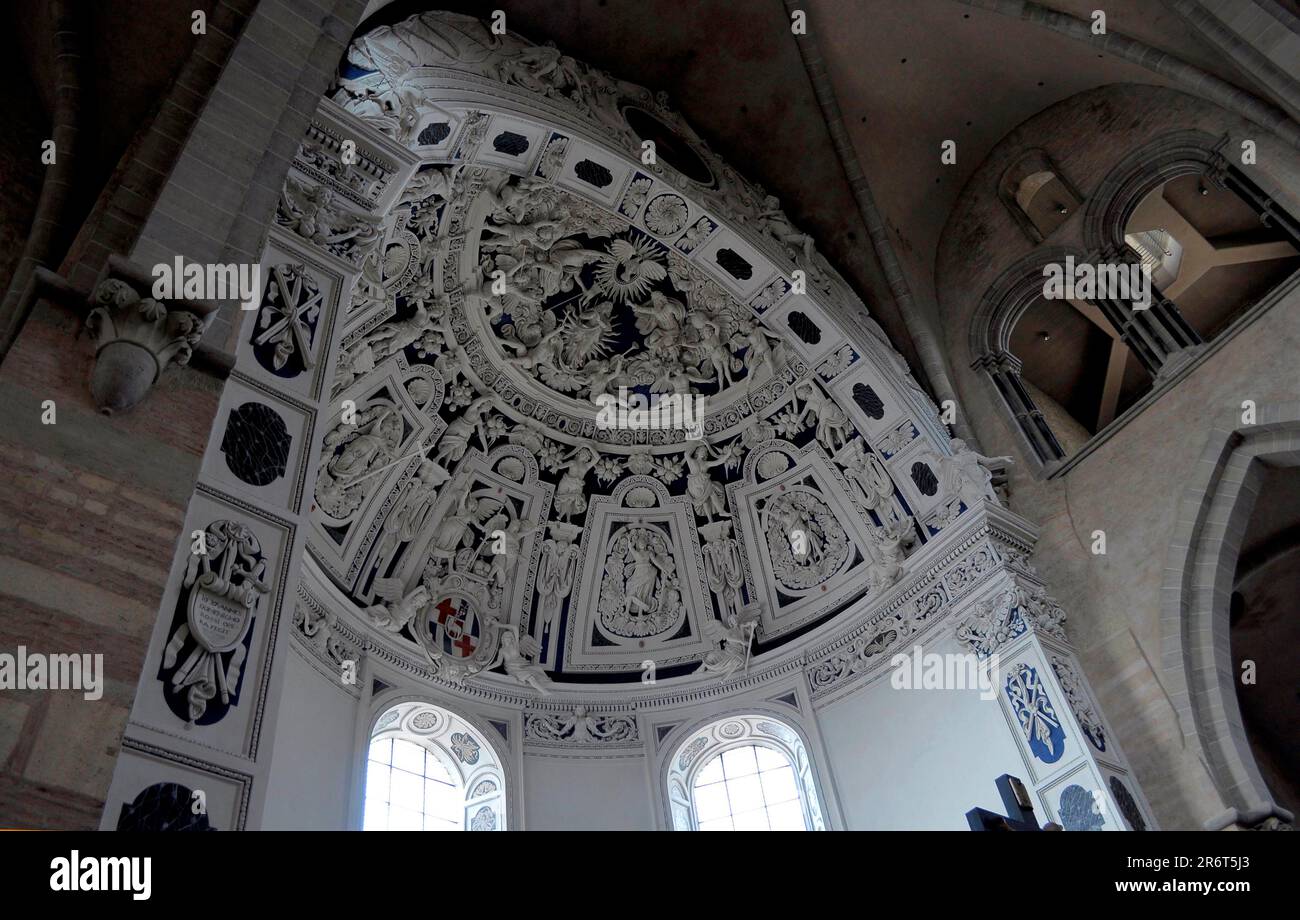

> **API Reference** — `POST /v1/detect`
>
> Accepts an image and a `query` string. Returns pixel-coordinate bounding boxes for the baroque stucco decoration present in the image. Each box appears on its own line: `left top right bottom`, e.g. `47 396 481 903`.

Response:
292 10 1001 700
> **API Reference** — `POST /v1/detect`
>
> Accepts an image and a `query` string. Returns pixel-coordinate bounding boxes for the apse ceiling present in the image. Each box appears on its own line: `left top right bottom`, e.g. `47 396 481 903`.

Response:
298 9 985 692
357 0 1274 353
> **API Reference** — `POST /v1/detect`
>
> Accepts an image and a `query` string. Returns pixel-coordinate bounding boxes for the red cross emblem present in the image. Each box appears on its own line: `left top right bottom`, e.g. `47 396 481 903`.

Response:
434 597 478 657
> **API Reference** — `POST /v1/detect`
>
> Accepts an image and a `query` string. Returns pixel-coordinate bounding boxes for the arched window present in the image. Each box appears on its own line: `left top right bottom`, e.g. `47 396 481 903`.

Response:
970 132 1300 475
363 701 506 831
666 715 825 831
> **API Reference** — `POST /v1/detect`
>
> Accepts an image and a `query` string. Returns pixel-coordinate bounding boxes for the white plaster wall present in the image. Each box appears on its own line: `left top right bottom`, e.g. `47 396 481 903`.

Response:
260 649 359 830
817 673 1027 829
523 753 653 830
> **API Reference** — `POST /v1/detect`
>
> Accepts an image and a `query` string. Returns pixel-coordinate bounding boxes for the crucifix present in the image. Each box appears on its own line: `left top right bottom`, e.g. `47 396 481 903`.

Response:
965 774 1062 831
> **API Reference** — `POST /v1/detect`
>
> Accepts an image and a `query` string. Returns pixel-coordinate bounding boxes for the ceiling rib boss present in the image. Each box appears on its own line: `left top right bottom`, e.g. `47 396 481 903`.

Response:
290 9 1015 701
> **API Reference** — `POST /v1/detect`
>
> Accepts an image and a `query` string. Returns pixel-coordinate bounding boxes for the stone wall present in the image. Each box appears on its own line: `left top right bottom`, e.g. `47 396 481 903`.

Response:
0 299 221 828
935 83 1300 828
0 0 369 829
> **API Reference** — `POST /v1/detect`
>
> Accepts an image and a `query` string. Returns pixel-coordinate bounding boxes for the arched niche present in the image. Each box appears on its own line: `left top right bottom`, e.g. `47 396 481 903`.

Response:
1160 402 1300 829
998 149 1082 244
1085 129 1300 348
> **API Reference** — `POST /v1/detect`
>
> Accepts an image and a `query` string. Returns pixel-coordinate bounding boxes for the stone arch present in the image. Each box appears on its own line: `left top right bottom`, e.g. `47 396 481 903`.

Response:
1082 129 1230 255
968 247 1083 471
1159 400 1300 828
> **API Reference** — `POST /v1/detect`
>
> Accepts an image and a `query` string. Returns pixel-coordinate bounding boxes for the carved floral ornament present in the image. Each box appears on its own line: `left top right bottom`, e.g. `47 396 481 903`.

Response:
292 10 1017 696
83 260 214 414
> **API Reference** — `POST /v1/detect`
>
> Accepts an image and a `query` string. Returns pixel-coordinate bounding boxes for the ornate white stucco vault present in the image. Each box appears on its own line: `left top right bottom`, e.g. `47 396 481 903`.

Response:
267 15 1141 825
285 9 1004 701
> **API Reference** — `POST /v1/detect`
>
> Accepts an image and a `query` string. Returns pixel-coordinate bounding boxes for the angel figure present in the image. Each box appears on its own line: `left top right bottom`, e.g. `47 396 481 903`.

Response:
279 178 382 255
793 380 852 452
506 415 550 455
482 174 551 223
369 459 451 579
752 194 817 264
650 360 710 395
700 606 759 682
478 511 545 592
428 486 478 566
864 524 906 589
622 533 674 617
684 443 736 521
739 321 787 382
362 580 430 634
563 301 616 369
839 439 906 530
318 406 402 513
482 207 571 252
506 323 567 373
552 446 600 521
925 438 1013 508
686 312 736 387
529 239 607 298
491 625 551 696
632 290 686 351
363 301 435 362
495 43 566 95
434 395 494 464
398 164 460 209
582 354 625 401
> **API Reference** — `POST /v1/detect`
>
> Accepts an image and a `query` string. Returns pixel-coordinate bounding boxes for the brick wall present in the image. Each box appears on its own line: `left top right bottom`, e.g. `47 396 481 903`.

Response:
0 301 220 828
0 0 368 829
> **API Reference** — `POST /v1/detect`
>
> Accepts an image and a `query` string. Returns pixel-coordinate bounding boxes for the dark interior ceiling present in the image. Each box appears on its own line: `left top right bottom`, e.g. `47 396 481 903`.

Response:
357 0 1273 368
3 0 1282 375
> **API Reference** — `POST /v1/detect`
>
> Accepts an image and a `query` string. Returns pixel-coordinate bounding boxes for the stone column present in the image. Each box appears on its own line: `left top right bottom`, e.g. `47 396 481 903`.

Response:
1091 246 1204 380
972 350 1067 468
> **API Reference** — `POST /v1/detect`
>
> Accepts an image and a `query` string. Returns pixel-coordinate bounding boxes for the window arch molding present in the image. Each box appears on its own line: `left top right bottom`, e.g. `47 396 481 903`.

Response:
662 712 828 831
969 247 1084 472
357 693 514 831
1082 129 1299 258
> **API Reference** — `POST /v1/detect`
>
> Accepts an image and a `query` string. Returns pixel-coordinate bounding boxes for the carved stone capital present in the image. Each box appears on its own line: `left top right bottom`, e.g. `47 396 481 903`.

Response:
83 257 215 413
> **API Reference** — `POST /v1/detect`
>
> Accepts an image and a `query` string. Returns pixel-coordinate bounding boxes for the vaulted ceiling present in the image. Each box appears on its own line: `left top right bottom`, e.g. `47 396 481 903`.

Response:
6 0 1279 374
359 0 1278 365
